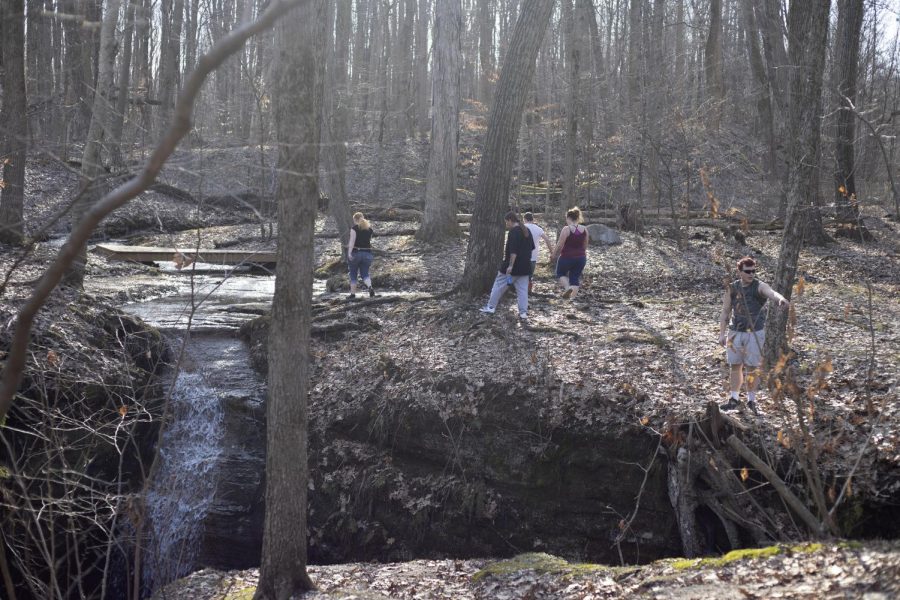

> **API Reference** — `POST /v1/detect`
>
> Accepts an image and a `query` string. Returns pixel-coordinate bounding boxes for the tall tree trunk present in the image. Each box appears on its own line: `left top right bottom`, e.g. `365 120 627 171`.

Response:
764 0 831 367
110 0 136 169
478 0 495 105
418 0 462 242
26 0 53 141
461 0 555 296
705 0 726 130
414 0 431 136
322 0 354 247
562 0 580 209
61 0 89 148
64 0 122 288
0 0 27 245
742 0 776 173
626 0 641 106
254 2 324 596
831 0 864 223
157 0 185 136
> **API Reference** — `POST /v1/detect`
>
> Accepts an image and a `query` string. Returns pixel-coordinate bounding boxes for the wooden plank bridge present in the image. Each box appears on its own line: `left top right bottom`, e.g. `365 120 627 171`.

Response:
94 244 277 267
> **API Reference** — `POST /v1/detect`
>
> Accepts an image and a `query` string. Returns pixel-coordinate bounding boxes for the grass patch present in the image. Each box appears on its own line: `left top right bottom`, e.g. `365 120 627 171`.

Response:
473 553 610 582
668 543 826 571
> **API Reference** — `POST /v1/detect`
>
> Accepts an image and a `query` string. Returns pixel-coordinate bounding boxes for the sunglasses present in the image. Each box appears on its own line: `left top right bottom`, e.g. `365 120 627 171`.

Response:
741 269 756 274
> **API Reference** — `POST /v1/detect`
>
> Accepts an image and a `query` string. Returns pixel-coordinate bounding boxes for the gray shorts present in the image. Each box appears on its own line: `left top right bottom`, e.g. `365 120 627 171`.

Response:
726 329 765 367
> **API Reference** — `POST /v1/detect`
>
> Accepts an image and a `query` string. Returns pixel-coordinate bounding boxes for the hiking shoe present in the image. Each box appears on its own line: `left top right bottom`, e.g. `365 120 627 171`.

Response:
348 293 356 300
747 400 758 413
368 286 376 298
562 288 574 299
720 397 741 412
519 312 528 319
479 305 496 314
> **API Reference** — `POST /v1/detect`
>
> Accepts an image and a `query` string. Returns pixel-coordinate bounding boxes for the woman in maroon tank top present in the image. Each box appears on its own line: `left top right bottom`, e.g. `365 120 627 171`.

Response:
551 207 590 299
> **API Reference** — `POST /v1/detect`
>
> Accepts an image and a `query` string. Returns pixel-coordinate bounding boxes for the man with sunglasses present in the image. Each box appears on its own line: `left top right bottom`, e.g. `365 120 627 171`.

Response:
718 256 790 412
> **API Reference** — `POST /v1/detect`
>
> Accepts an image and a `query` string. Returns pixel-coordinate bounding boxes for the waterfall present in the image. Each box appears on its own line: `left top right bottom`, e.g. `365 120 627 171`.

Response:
143 369 224 593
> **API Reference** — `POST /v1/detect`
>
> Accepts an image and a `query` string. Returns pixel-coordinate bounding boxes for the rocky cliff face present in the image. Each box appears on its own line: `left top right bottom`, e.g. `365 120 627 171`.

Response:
195 315 681 571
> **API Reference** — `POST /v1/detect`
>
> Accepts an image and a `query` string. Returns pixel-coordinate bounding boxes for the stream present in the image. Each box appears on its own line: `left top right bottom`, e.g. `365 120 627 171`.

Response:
108 269 325 593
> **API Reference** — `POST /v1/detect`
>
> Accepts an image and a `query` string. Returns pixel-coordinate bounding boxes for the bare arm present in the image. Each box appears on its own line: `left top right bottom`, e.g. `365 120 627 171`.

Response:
758 281 790 308
552 227 570 260
541 232 553 254
347 228 356 258
719 289 732 345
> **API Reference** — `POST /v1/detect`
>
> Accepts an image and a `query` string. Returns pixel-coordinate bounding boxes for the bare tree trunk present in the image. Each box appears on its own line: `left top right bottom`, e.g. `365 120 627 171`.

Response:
705 0 726 130
419 0 462 242
322 0 354 248
63 0 122 288
157 0 185 136
255 3 325 596
742 0 776 173
26 0 53 141
110 0 136 169
0 0 27 245
461 0 555 296
832 0 865 223
414 0 431 136
61 0 89 149
626 0 641 106
562 0 580 210
764 0 831 367
478 0 495 105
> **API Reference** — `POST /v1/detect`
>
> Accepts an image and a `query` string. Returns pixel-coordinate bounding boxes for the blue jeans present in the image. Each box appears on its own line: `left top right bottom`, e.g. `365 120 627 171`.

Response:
348 251 373 284
556 256 586 286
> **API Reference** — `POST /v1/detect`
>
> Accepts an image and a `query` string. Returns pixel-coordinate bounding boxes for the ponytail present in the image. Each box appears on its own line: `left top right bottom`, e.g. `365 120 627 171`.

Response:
353 211 370 230
505 210 530 238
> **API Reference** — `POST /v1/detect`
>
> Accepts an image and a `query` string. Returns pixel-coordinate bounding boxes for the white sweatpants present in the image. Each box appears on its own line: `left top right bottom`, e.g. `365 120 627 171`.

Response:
487 272 529 314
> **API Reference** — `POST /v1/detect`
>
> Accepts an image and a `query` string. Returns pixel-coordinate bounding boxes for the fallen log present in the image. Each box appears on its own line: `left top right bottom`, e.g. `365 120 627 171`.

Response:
726 434 826 537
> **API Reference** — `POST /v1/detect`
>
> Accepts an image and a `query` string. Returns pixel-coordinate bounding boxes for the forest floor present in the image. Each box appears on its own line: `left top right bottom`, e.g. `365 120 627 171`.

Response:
4 147 900 597
157 540 900 599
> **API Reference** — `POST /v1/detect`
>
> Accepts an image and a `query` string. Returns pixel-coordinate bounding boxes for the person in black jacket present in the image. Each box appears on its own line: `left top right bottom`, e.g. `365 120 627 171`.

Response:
479 211 535 319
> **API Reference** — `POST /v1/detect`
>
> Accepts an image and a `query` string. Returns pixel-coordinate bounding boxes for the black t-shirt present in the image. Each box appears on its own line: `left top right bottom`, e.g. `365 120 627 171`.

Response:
500 226 535 276
352 225 373 250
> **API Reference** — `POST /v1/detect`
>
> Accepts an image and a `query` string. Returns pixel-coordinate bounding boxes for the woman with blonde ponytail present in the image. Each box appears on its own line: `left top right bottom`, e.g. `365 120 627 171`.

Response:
550 207 589 299
347 212 376 299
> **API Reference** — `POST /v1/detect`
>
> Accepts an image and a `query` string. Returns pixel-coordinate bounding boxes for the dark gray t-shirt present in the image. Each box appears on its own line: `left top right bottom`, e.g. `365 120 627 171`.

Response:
729 279 767 332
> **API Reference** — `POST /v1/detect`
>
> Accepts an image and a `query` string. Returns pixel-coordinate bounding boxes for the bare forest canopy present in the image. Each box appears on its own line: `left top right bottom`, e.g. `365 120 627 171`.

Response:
0 0 898 228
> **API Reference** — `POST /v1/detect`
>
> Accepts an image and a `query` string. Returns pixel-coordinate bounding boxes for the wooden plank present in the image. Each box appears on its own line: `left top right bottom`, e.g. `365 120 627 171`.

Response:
93 244 277 264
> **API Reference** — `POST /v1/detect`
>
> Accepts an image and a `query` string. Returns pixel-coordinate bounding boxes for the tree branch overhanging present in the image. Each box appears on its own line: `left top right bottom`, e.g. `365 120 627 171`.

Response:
0 0 312 424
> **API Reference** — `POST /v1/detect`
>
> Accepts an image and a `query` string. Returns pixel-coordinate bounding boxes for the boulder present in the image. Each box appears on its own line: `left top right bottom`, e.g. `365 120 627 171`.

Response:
586 223 622 245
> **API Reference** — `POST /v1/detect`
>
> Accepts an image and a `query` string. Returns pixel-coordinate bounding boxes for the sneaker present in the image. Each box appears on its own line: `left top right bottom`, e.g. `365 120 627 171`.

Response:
479 305 496 314
519 312 528 319
368 286 376 298
720 397 741 412
348 293 356 300
562 288 574 299
747 400 758 413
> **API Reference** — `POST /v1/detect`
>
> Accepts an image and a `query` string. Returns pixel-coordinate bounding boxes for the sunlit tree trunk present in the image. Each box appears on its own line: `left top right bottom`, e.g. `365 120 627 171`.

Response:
764 0 831 366
64 0 122 288
255 1 325 597
419 0 462 242
831 0 865 223
322 0 354 248
705 0 725 130
461 0 555 296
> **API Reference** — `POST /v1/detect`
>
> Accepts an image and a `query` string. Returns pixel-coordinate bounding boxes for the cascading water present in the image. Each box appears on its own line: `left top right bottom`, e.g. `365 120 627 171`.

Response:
142 367 224 593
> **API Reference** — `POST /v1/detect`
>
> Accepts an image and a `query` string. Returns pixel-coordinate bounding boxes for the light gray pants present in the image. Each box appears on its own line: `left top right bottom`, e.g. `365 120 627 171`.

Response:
487 272 529 314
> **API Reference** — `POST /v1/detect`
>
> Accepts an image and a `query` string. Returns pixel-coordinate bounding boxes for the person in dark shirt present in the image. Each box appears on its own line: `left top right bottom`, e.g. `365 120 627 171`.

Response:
347 212 376 300
479 211 535 319
718 256 790 412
